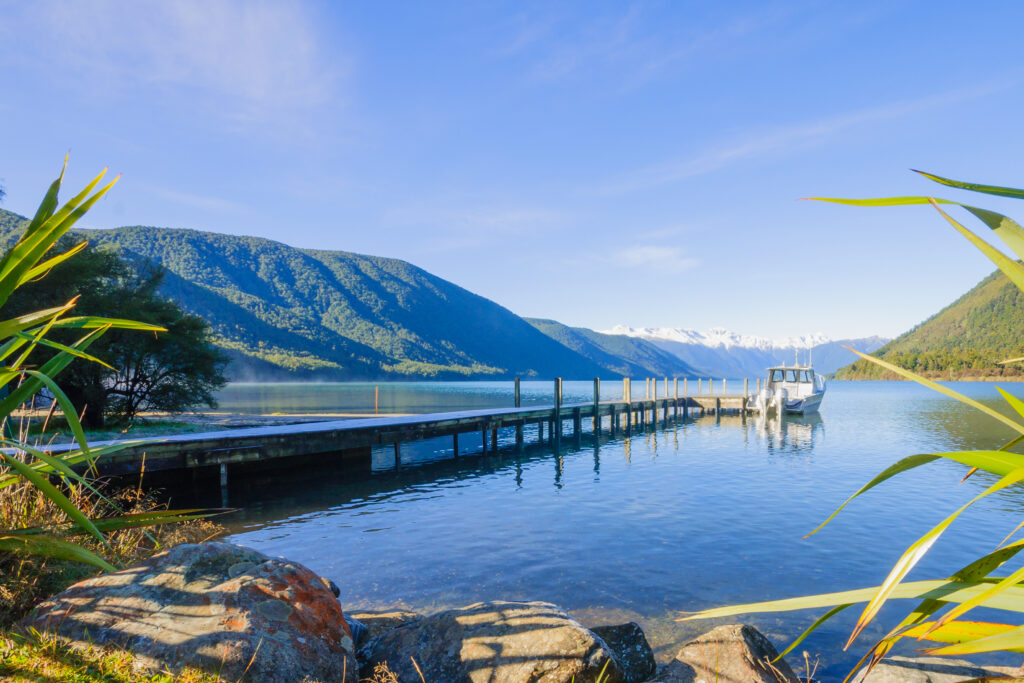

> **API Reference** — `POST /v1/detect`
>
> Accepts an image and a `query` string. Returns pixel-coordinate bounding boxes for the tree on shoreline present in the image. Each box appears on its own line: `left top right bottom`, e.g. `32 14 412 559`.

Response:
5 242 227 428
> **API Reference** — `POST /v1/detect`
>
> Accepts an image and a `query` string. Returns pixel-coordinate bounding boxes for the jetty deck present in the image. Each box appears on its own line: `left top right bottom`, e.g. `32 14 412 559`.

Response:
48 377 754 482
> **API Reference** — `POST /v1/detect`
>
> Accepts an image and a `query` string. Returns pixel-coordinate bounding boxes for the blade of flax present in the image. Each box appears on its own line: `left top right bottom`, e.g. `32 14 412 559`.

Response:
845 466 1024 648
678 579 1024 621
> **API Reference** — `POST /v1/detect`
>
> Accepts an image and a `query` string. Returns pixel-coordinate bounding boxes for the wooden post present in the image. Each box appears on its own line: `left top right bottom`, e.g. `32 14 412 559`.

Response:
482 428 488 453
664 377 669 399
554 377 562 442
744 378 749 396
491 427 498 451
515 421 524 448
219 463 229 508
514 377 521 408
393 442 401 469
453 432 459 457
723 378 727 395
609 404 617 436
698 378 702 394
674 377 679 399
593 377 600 431
622 377 628 402
538 419 544 442
573 407 581 436
375 386 379 414
709 378 714 395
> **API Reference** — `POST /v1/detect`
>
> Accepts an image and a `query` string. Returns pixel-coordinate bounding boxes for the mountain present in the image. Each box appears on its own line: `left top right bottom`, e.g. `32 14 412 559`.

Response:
0 209 615 380
524 318 700 378
836 269 1024 380
601 326 888 378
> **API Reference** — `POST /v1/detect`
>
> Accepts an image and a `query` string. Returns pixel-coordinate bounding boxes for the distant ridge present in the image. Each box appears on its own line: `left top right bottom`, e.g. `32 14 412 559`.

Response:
836 269 1024 380
603 325 888 377
0 208 684 381
525 319 699 379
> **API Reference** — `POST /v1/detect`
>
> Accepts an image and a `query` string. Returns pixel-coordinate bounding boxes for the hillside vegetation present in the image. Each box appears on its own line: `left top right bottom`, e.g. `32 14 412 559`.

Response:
836 269 1024 379
0 209 693 381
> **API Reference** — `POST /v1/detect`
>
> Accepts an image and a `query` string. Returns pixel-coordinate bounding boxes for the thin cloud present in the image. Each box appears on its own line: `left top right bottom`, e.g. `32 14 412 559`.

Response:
620 245 698 273
601 81 1012 194
12 0 343 126
140 184 249 215
384 204 572 253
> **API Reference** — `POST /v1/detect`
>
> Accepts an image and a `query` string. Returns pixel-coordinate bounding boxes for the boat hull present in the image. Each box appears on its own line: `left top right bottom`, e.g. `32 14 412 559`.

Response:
784 391 824 414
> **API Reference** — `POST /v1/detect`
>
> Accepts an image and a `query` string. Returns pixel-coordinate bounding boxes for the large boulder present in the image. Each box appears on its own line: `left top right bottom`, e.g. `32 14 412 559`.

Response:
361 600 624 682
591 622 656 683
658 624 799 682
852 655 1024 682
21 542 356 683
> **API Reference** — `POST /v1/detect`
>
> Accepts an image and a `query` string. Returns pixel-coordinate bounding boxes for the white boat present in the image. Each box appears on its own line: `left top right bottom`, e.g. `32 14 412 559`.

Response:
749 364 826 415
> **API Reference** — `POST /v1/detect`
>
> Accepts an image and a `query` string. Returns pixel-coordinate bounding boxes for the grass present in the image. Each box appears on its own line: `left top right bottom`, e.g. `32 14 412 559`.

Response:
0 631 220 683
0 477 222 628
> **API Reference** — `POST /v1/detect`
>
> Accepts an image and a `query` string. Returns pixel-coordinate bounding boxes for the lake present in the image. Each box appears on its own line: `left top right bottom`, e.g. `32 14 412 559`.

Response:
204 380 1024 679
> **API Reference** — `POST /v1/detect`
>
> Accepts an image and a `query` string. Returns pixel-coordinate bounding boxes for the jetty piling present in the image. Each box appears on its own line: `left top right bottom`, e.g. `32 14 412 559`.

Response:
47 377 754 480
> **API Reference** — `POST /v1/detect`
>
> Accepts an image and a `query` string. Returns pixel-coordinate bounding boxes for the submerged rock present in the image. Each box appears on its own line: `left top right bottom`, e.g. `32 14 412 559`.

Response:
852 655 1024 682
21 542 356 683
658 624 799 683
361 600 624 682
590 622 656 683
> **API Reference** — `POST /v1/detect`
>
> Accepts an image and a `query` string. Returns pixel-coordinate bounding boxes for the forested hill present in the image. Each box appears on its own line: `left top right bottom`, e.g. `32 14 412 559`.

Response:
0 208 670 380
836 269 1024 380
525 318 699 378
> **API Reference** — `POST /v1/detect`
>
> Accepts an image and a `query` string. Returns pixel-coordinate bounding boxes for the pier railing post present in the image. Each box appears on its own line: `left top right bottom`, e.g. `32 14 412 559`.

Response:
709 378 713 395
684 377 688 396
744 377 749 396
514 377 521 408
593 377 600 431
698 378 702 394
723 378 727 396
553 377 562 443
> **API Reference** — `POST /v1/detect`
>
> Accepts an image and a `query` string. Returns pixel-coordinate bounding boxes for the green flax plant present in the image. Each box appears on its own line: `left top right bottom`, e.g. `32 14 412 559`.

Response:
0 158 210 572
680 172 1024 679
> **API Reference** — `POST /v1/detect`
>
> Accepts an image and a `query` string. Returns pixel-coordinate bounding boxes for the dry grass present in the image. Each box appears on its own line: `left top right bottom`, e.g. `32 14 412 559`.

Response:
0 472 222 627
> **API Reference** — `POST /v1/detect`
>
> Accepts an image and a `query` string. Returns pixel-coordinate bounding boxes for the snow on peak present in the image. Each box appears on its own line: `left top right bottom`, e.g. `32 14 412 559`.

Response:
600 325 833 350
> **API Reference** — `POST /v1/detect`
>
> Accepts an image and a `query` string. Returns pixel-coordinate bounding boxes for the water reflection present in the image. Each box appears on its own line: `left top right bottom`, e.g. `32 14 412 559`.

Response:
748 413 824 454
209 381 1024 680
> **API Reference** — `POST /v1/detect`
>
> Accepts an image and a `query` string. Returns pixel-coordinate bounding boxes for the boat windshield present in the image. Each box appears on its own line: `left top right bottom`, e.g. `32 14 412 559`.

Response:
770 369 812 383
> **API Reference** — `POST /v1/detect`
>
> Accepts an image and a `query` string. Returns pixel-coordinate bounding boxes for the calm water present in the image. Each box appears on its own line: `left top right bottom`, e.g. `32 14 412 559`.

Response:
207 381 1024 679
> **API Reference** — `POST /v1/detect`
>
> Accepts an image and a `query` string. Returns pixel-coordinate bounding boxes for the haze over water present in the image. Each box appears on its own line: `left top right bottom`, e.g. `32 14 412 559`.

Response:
207 381 1024 679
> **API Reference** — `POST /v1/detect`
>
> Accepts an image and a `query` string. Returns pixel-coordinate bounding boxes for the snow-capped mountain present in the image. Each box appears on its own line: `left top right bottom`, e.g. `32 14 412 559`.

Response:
600 326 888 378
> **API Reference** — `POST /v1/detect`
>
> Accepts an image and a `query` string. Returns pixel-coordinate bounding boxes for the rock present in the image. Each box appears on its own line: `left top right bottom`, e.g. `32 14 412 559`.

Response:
361 600 624 682
851 655 1024 682
21 542 356 683
591 622 656 683
658 624 799 682
346 614 368 646
349 610 422 642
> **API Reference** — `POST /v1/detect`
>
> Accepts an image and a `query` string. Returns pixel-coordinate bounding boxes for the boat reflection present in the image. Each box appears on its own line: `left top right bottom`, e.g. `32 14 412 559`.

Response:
746 412 824 454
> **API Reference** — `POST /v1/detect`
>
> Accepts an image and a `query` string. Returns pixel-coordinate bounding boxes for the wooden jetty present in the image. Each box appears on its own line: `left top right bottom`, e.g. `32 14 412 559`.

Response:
47 377 753 485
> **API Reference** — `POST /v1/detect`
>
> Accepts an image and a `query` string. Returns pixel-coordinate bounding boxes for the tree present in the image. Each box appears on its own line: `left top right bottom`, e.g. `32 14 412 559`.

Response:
5 241 228 428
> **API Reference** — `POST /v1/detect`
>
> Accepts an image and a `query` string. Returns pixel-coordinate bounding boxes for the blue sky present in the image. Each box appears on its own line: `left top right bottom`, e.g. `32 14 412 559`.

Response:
2 1 1024 339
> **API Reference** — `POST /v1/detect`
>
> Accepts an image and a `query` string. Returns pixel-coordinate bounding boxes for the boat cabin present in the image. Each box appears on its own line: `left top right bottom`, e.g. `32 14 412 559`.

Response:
765 365 823 399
